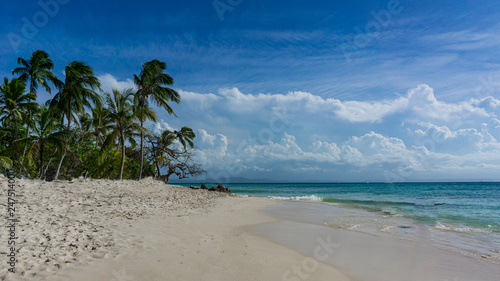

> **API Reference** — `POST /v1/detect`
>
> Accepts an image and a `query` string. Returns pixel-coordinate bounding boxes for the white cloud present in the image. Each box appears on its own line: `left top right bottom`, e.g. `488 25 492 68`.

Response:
195 129 230 171
148 84 500 181
407 85 491 122
97 74 136 93
412 122 500 154
192 126 500 181
172 84 496 125
153 120 175 134
421 28 500 51
178 90 221 111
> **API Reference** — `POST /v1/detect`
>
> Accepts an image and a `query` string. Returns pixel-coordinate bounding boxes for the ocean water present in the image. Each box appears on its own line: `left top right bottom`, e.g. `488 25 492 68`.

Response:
181 182 500 262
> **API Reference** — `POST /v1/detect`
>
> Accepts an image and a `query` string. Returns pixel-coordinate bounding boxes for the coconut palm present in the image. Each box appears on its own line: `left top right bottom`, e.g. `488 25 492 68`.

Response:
25 106 67 177
47 61 102 180
134 59 180 179
0 78 37 175
48 61 102 129
80 102 111 148
12 50 62 95
102 88 152 180
160 126 196 151
133 92 157 142
0 78 36 140
149 126 195 178
12 50 62 158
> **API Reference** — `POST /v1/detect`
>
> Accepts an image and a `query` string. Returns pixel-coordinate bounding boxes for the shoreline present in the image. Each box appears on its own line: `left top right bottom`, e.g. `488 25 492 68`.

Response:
0 177 350 281
3 177 499 280
249 200 500 281
258 199 500 265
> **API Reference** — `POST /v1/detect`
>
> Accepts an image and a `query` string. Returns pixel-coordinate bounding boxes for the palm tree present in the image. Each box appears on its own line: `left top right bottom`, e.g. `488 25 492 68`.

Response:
134 59 180 180
0 129 13 169
25 106 67 178
102 89 152 180
0 78 37 175
0 78 35 140
80 102 111 148
48 61 102 180
150 126 196 178
160 126 196 151
0 154 12 169
12 50 61 95
12 50 62 158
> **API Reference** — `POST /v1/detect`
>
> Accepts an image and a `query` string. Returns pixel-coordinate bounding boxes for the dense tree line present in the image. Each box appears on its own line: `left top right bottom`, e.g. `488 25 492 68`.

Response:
0 50 204 182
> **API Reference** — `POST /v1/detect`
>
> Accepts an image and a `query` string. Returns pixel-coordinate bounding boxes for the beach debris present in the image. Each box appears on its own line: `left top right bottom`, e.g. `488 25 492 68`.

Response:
189 183 227 192
208 184 231 193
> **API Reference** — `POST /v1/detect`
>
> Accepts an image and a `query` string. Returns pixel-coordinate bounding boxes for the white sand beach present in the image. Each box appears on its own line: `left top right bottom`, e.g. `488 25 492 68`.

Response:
3 176 500 281
0 176 350 281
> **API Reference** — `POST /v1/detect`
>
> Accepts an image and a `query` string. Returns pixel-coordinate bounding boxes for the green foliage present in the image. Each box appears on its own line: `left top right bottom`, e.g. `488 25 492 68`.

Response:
1 50 199 181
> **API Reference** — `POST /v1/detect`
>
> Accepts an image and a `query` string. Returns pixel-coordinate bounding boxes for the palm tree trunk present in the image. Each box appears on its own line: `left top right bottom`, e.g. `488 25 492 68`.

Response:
119 132 125 180
67 97 71 130
155 150 161 179
138 126 144 180
54 151 65 180
39 142 44 176
150 140 161 178
55 102 71 180
13 117 30 177
138 94 146 180
22 111 32 158
22 80 35 159
13 117 19 142
42 160 51 180
156 162 161 179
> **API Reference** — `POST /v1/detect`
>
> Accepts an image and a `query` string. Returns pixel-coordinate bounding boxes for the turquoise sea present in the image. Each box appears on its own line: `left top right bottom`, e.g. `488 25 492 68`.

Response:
228 182 500 233
180 182 500 262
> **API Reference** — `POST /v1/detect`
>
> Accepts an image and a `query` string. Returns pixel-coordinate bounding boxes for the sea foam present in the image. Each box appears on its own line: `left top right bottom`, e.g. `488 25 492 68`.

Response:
267 195 323 202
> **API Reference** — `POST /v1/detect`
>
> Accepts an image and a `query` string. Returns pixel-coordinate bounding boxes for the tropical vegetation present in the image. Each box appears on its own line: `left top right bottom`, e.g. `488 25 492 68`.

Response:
0 50 204 181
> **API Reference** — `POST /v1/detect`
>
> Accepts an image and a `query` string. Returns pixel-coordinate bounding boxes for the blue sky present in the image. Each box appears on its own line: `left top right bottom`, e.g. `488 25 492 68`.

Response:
2 0 500 182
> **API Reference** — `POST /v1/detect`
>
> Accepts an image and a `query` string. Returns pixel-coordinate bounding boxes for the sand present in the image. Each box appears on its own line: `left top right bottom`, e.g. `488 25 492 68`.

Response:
5 176 496 281
0 176 350 281
252 201 500 281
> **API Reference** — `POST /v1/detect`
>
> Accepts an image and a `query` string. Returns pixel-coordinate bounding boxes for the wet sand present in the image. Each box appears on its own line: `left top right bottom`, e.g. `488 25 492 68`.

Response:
248 201 500 281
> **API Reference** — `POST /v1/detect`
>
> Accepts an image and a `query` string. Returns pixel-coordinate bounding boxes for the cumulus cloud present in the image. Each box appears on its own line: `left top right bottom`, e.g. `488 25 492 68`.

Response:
407 85 492 122
192 126 500 181
177 90 221 111
194 129 231 172
115 81 500 181
97 74 136 93
413 122 500 154
172 84 498 125
153 120 175 134
96 77 499 126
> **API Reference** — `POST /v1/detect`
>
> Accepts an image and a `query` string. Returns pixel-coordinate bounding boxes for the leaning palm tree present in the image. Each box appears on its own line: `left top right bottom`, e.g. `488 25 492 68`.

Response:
160 126 196 151
150 126 196 178
12 50 61 95
80 102 111 149
47 61 102 180
25 106 67 178
12 50 62 157
102 88 151 180
134 59 180 180
0 78 37 175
